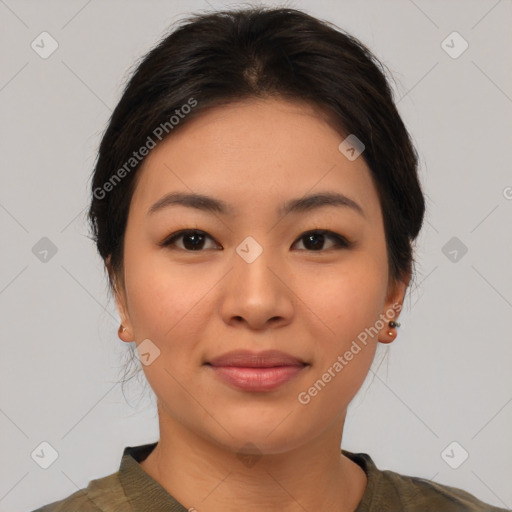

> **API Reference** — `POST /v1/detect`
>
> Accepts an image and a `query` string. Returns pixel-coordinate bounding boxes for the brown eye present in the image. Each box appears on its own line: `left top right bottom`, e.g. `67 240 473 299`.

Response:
161 230 220 251
160 229 351 252
293 230 352 251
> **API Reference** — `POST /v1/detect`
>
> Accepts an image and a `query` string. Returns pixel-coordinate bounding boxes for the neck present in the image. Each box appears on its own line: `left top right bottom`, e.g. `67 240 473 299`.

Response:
139 405 367 512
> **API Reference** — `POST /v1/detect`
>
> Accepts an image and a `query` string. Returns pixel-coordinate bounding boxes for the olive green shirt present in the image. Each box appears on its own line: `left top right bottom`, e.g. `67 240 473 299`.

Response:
32 442 509 511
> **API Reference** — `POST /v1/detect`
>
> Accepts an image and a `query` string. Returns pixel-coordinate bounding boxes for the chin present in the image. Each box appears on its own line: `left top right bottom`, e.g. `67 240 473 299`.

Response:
204 411 311 456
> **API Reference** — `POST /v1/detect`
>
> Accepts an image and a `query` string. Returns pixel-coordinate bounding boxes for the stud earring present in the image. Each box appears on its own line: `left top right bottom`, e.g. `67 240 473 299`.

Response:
387 320 400 337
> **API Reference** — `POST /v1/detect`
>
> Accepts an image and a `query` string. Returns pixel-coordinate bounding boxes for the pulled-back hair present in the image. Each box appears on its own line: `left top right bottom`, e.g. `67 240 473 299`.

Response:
88 6 425 295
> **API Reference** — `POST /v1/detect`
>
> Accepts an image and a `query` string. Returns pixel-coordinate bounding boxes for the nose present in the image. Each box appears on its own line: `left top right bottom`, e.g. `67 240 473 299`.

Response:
219 241 295 331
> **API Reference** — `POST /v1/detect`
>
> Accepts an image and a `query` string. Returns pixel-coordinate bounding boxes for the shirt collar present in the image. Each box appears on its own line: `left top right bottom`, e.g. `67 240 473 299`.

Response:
118 441 380 511
119 442 188 511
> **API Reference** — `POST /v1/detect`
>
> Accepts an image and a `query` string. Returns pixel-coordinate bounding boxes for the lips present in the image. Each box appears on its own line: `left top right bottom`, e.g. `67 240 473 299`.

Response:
205 350 308 392
206 349 306 368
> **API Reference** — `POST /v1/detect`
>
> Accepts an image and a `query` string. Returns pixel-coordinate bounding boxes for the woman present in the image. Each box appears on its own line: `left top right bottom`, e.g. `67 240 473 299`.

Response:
32 6 508 512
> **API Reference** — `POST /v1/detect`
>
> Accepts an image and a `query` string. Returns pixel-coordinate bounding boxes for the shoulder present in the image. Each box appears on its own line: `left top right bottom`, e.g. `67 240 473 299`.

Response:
343 450 509 512
30 471 131 512
375 463 509 511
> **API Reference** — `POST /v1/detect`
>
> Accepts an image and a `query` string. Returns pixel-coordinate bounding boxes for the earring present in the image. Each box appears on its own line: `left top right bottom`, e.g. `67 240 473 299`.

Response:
387 320 400 337
118 324 127 336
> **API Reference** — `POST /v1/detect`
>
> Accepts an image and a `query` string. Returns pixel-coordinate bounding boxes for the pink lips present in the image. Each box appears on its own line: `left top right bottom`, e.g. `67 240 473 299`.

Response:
205 349 308 392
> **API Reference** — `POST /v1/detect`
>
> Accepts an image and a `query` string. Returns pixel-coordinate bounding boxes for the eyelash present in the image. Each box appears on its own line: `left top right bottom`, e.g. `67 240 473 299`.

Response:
159 229 353 252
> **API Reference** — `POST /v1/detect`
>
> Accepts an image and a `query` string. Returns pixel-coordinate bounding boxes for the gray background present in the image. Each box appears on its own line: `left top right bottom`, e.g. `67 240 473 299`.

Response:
1 0 511 510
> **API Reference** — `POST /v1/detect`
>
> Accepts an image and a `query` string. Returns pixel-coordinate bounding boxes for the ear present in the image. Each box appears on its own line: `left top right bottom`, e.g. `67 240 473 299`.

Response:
378 269 410 344
106 256 134 343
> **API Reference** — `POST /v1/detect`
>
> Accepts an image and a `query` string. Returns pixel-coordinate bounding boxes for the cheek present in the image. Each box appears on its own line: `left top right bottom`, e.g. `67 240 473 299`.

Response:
292 255 387 404
123 257 209 407
298 257 389 339
294 265 384 421
123 251 208 345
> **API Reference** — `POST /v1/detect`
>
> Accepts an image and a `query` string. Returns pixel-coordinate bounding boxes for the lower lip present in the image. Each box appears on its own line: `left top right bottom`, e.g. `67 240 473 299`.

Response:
207 365 306 392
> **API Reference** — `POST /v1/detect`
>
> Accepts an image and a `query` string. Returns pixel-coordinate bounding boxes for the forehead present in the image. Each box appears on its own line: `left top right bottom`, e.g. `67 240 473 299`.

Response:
130 98 380 220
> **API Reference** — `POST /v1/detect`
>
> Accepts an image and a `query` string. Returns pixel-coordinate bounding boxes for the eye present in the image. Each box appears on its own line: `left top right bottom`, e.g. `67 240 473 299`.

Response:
292 230 352 251
160 229 220 251
160 228 352 252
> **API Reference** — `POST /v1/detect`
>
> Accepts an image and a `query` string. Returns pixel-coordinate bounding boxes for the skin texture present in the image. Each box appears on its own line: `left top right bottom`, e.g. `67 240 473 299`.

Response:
112 97 409 511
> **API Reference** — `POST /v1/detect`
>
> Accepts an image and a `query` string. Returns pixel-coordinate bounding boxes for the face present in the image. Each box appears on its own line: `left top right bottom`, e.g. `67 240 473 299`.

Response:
113 97 407 455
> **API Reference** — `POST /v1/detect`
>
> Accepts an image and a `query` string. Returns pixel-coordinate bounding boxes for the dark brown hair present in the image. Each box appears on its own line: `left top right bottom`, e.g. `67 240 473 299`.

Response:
88 5 424 310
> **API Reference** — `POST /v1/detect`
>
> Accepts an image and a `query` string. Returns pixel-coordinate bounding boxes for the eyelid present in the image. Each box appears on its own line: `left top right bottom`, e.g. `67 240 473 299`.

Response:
160 228 353 251
159 229 220 249
292 229 353 250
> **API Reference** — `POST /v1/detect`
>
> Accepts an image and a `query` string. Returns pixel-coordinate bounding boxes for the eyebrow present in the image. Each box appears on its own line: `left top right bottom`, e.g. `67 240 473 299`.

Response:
147 191 365 218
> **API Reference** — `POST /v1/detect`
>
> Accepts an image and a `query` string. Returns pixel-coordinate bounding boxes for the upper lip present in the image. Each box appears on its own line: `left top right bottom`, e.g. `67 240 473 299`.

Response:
206 349 307 368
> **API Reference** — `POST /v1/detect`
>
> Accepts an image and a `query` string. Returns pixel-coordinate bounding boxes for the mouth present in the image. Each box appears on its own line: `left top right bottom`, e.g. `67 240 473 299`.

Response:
206 349 307 368
204 349 309 392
